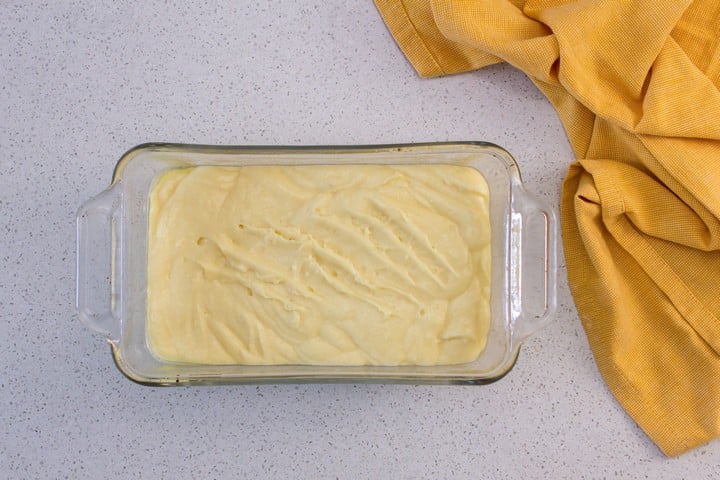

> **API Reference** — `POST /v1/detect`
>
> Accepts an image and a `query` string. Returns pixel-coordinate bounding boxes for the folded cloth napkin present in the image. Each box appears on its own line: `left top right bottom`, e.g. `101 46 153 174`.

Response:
374 0 720 456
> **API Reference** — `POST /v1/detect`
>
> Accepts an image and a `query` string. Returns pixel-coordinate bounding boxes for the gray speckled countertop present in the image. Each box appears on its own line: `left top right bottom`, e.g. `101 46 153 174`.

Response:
1 1 718 478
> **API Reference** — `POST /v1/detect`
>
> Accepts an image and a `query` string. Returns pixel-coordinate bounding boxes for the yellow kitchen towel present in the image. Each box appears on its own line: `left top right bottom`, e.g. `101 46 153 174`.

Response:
374 0 720 456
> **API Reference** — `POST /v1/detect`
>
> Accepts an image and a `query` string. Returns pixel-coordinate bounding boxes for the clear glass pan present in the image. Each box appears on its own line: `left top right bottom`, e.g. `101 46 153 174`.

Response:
76 142 557 385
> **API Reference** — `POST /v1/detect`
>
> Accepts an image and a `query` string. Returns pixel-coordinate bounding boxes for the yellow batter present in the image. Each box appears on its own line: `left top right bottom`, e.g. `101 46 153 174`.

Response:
146 164 491 365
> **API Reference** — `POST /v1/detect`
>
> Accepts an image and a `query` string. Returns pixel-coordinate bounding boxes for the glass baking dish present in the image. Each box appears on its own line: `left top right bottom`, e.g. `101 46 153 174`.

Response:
76 142 557 385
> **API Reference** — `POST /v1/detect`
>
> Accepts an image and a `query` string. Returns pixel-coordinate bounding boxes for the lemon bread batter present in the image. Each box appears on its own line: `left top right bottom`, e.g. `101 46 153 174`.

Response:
147 164 491 365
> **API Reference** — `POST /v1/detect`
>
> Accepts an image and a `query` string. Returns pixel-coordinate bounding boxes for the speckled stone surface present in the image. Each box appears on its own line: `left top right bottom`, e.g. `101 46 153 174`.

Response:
1 1 718 478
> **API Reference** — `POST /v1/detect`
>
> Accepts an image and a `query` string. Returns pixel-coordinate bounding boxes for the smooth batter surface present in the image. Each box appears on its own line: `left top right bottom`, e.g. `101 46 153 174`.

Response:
147 164 491 365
